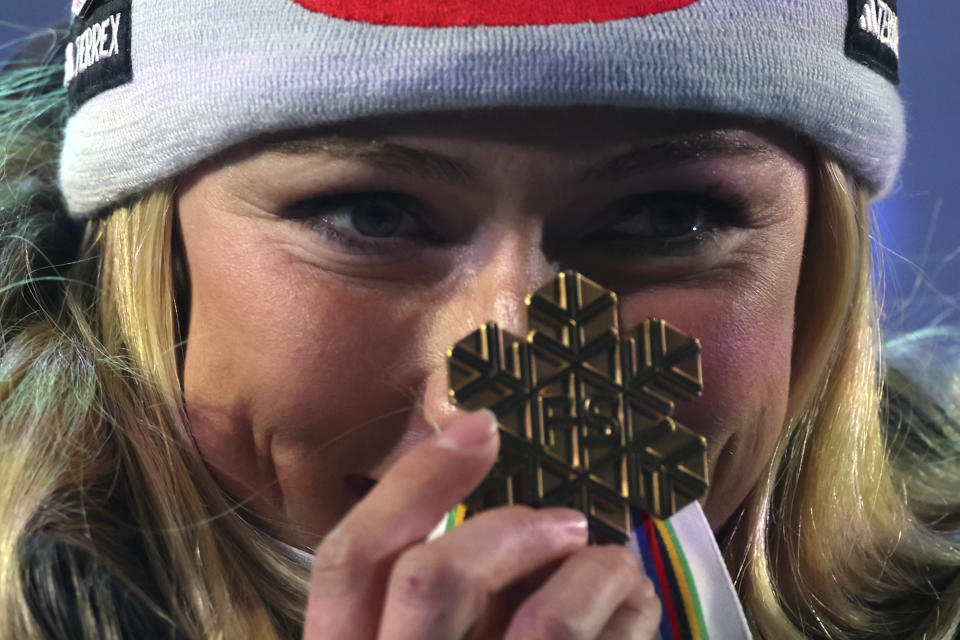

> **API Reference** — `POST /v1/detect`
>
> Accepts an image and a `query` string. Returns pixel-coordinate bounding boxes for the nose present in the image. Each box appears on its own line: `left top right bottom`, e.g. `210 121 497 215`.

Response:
418 228 559 430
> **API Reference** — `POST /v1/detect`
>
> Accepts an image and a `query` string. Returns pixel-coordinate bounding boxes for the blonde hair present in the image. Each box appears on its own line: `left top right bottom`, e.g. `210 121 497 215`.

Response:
1 62 958 639
1 65 308 638
731 154 960 638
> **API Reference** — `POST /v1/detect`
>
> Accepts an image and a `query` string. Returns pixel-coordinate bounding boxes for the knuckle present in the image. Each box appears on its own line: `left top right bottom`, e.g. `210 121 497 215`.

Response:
309 527 369 595
586 543 635 566
390 547 482 610
639 573 658 596
588 545 643 582
511 605 583 640
312 527 362 572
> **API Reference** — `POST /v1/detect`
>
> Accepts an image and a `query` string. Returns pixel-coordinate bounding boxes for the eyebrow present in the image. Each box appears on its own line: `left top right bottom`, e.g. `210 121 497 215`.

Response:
265 130 775 185
583 131 776 183
268 137 478 184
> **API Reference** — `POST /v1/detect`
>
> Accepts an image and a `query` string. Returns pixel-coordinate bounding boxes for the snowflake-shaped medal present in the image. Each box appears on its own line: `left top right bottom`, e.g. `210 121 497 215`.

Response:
447 270 708 544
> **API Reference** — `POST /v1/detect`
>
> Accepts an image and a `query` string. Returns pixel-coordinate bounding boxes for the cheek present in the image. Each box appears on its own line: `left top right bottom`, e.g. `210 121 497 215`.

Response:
621 275 796 420
684 297 793 449
618 266 799 526
179 212 434 504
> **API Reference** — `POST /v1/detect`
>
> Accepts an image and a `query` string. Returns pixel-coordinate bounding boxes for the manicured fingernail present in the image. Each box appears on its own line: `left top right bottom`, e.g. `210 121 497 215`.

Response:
435 409 499 451
549 510 589 539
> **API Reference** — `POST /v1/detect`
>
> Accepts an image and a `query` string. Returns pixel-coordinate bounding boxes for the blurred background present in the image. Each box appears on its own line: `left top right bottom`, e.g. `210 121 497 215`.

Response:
2 3 958 336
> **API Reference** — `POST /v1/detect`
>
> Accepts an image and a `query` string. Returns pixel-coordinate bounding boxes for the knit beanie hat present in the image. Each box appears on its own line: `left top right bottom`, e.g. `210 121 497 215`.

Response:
59 0 903 218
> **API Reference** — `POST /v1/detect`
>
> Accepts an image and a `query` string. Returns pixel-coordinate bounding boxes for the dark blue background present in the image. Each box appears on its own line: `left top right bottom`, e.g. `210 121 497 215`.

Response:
2 3 957 333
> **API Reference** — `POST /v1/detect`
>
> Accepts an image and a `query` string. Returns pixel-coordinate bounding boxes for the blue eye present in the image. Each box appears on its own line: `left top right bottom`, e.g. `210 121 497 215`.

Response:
337 200 408 237
286 192 440 249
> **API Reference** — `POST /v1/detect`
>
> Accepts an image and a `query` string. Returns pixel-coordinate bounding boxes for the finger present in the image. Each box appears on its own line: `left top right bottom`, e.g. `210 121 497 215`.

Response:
303 409 499 639
377 506 589 640
596 581 661 640
502 545 658 640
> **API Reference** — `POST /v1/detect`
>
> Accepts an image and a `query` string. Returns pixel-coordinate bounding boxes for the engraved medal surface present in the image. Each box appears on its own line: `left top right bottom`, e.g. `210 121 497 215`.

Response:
447 271 708 544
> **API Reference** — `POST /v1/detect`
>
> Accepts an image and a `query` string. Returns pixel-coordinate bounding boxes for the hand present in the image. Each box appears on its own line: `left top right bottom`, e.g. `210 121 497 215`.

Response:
302 410 662 639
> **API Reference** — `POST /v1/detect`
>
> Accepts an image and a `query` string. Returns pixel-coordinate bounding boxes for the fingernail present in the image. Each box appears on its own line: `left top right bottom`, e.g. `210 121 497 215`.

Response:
435 409 499 451
548 509 589 540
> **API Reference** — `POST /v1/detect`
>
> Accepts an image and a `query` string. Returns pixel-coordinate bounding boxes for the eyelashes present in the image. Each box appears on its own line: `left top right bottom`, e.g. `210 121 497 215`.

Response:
285 191 443 252
283 189 749 256
582 190 747 254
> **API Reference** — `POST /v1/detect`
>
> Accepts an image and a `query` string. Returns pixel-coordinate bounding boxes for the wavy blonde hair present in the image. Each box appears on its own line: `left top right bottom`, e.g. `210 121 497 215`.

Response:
1 65 308 639
1 63 958 639
730 156 960 638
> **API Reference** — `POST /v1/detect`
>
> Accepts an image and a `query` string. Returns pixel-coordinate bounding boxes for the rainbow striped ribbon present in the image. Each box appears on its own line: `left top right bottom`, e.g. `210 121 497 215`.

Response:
628 502 752 640
632 509 702 639
633 508 707 639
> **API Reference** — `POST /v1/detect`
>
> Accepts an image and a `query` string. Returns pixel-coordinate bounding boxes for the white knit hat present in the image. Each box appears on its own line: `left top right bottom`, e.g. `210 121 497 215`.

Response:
59 0 904 218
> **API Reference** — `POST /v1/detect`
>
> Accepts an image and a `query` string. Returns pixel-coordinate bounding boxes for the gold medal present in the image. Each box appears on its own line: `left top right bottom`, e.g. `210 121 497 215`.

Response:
447 271 708 544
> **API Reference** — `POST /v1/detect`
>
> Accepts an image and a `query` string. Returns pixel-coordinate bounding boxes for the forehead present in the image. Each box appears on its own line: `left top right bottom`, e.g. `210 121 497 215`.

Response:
237 107 809 165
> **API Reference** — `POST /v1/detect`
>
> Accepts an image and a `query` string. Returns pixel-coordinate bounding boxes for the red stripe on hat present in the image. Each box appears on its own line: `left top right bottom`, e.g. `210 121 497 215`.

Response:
290 0 702 27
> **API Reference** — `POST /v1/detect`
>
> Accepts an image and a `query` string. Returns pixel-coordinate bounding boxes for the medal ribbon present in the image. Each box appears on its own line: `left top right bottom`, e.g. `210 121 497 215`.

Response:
628 502 752 640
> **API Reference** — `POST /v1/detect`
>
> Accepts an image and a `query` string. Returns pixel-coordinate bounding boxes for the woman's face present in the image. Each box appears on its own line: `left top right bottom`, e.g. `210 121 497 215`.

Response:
177 108 810 547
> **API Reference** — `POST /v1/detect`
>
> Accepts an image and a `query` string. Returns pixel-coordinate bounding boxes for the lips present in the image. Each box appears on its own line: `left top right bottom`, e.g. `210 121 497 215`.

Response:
345 474 378 499
290 0 702 27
